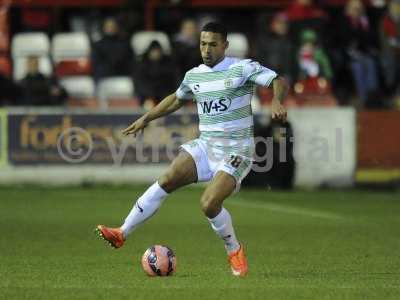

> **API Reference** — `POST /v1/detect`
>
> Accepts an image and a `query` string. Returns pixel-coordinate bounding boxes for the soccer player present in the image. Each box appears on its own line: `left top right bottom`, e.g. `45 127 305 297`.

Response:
96 22 288 277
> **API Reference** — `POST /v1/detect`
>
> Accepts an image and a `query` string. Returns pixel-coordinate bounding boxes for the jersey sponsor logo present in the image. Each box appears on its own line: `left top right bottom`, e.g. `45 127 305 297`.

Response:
199 97 231 115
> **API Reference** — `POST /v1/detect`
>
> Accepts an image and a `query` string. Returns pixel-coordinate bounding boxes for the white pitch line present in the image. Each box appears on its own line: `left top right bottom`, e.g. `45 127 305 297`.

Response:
227 199 344 221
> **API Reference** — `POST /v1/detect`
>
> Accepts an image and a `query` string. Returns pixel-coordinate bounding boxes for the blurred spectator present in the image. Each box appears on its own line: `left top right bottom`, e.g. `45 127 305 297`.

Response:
285 0 327 39
380 0 400 102
338 0 380 107
243 117 295 189
262 118 295 189
255 13 294 83
92 17 134 81
297 29 333 80
134 41 178 107
20 56 67 106
172 19 202 79
0 73 20 106
285 0 326 21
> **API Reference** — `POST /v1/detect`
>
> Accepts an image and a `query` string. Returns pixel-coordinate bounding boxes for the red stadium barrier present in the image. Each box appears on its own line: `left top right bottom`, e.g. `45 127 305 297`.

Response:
67 97 98 108
358 111 400 169
0 55 11 76
108 98 140 108
5 0 123 7
257 77 338 108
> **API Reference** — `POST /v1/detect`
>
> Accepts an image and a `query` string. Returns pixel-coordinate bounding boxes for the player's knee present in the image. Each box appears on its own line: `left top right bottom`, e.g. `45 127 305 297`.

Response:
158 173 177 193
200 194 221 218
158 169 185 193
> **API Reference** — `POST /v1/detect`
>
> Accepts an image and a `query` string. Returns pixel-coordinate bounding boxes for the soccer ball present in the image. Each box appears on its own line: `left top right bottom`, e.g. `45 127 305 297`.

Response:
141 245 177 276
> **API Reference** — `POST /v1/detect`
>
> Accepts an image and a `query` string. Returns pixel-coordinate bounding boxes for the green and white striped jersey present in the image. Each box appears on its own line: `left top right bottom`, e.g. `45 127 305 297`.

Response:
176 57 277 157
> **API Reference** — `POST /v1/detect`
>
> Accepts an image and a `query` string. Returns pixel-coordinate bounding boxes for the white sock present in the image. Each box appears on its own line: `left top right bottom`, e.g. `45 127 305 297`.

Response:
121 181 169 237
208 207 240 254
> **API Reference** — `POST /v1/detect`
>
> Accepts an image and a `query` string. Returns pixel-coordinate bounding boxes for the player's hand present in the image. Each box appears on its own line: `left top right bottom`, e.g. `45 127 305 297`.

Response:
271 99 287 122
122 117 148 137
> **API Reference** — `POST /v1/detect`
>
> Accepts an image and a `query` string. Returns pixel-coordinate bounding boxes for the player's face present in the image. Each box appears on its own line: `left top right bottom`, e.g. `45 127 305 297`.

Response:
200 31 228 67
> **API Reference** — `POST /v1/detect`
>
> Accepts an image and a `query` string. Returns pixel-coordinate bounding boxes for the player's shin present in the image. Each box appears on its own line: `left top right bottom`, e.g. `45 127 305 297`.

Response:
208 207 240 254
121 181 169 237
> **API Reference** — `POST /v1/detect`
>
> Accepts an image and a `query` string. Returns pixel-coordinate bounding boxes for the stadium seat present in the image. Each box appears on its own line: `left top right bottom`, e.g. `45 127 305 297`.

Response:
60 76 97 108
97 76 139 109
13 56 52 81
11 32 52 81
60 76 95 98
55 59 91 77
131 31 171 57
11 32 50 57
52 33 91 77
52 32 91 62
226 33 249 58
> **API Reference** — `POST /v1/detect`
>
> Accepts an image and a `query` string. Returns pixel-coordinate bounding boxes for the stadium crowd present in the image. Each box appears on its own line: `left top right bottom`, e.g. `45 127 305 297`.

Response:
0 0 399 110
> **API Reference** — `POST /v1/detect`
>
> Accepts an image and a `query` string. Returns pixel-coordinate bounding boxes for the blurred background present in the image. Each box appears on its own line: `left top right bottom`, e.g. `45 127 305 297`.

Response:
0 0 399 190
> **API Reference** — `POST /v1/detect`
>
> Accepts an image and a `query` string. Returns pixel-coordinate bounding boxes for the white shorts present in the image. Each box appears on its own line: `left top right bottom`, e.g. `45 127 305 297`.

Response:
180 138 253 193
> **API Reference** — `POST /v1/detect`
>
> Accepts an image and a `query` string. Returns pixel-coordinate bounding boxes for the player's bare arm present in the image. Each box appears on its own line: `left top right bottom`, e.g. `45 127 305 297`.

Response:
122 93 184 136
270 76 289 121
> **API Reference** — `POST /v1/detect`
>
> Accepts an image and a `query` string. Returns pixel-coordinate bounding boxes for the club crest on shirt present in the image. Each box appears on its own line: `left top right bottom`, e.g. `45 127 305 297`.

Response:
224 79 233 88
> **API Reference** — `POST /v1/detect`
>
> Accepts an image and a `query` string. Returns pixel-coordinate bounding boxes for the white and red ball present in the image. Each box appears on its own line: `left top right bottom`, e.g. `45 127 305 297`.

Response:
141 245 177 276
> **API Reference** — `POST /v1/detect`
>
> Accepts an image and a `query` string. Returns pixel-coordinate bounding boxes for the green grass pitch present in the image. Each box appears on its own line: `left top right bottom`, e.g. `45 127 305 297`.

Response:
0 185 399 299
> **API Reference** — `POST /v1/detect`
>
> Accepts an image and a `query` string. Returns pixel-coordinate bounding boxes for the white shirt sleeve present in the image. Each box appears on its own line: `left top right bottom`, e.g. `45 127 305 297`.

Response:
175 72 194 100
243 60 278 87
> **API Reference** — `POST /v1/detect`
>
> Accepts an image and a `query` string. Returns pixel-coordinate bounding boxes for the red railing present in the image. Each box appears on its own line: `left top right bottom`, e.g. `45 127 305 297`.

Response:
0 0 123 6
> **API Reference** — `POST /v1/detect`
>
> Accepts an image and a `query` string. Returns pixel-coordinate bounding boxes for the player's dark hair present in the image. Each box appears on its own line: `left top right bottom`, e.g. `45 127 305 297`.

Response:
201 22 227 41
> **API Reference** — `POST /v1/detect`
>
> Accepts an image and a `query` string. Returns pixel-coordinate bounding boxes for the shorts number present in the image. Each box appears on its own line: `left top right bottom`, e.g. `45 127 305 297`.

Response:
229 155 243 168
